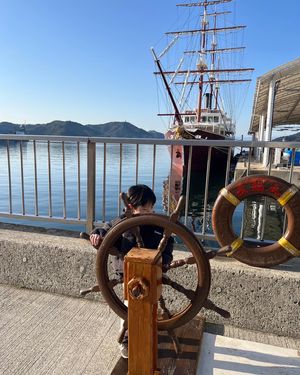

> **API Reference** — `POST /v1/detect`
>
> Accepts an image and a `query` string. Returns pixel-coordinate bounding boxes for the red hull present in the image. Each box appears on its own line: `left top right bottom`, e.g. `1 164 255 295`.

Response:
165 129 230 201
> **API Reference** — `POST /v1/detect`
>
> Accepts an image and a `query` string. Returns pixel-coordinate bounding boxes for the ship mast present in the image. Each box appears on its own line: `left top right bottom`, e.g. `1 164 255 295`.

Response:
153 0 253 128
196 0 208 122
211 13 218 110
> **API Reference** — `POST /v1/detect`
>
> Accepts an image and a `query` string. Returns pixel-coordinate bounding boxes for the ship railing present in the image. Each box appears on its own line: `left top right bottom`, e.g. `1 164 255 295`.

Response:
0 134 299 248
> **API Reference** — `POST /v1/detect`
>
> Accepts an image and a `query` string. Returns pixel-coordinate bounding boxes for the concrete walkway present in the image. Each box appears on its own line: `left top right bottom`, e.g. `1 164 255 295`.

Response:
0 285 120 375
0 285 299 375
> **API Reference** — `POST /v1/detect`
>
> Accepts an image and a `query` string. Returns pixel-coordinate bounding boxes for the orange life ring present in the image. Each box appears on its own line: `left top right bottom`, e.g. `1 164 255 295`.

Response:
212 175 300 267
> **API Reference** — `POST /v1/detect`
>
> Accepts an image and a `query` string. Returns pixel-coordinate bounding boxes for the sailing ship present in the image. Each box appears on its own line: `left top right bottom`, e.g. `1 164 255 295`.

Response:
152 0 254 203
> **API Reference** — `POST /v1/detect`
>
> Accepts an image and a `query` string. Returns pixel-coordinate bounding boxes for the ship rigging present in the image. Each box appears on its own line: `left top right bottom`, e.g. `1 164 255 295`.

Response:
152 0 254 138
151 0 254 207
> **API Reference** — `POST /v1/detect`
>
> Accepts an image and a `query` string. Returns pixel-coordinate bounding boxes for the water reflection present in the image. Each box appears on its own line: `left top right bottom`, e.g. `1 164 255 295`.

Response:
241 196 284 241
163 170 226 235
0 142 169 221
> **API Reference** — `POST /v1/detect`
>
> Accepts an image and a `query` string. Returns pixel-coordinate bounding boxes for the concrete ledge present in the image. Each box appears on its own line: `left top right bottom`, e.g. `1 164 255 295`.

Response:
0 223 299 339
205 256 300 339
0 223 101 301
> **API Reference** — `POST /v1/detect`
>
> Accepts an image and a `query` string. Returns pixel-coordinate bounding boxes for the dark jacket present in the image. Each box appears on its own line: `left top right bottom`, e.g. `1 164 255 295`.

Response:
91 214 173 265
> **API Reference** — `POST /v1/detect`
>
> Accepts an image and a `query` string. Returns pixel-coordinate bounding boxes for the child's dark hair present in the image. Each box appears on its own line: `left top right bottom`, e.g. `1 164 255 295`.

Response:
127 184 156 208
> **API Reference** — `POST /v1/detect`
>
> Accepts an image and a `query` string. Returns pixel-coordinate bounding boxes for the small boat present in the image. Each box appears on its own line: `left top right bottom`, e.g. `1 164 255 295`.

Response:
152 0 254 204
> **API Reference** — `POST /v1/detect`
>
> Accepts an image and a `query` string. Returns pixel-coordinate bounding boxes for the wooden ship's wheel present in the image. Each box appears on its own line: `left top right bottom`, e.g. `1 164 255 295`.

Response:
80 195 231 371
93 197 229 334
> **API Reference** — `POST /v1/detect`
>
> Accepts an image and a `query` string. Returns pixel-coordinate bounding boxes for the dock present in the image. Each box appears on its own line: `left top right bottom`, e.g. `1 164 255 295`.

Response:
235 158 300 187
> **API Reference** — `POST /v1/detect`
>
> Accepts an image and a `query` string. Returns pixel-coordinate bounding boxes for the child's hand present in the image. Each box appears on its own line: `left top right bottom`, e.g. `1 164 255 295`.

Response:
90 234 103 248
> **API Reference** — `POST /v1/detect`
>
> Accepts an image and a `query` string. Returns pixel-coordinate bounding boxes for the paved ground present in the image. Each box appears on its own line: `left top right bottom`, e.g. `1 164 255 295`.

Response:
0 285 299 375
0 285 120 375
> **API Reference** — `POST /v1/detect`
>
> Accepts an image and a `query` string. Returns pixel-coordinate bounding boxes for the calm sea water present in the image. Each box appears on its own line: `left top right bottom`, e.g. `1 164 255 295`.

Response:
0 142 284 242
0 142 172 230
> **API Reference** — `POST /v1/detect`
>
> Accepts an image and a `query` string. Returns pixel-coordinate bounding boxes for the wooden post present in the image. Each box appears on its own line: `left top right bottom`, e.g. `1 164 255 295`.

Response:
124 247 162 375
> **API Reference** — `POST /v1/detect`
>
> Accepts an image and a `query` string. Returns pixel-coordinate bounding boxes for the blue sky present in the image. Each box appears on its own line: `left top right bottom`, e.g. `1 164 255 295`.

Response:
0 0 299 136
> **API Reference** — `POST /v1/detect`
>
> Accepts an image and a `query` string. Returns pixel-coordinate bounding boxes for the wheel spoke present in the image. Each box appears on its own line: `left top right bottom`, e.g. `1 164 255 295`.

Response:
79 285 100 296
167 329 182 354
158 296 172 319
163 256 195 271
133 226 144 248
157 197 185 256
108 277 123 289
158 296 182 353
157 229 172 255
169 195 185 223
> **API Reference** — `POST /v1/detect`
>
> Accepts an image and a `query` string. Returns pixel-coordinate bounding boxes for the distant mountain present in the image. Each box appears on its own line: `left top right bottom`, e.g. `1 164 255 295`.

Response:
86 122 164 138
273 132 300 142
0 122 21 134
0 121 164 139
25 121 91 136
148 130 165 139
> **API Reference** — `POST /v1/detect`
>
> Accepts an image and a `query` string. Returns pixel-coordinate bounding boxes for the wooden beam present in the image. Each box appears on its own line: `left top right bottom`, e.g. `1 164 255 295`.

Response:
165 25 246 36
177 0 232 7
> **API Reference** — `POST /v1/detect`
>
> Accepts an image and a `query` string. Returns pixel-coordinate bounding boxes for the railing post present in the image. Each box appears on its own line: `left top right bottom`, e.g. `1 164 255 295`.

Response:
86 140 96 233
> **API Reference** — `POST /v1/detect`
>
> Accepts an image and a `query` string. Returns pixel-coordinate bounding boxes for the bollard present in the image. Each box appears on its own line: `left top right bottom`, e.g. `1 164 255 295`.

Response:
124 247 162 375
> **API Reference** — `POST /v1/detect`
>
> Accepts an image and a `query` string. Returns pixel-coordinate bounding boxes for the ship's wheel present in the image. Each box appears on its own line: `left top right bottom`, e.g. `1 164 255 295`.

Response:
95 197 229 332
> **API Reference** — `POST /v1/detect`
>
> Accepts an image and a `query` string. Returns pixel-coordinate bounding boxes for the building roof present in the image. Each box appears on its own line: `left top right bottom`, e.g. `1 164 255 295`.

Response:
249 58 300 133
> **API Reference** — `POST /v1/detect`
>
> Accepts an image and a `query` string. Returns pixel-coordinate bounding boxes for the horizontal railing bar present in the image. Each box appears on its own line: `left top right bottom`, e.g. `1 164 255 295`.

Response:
194 233 216 241
193 233 276 244
93 221 109 228
93 223 218 245
0 135 92 142
0 212 86 224
1 134 300 149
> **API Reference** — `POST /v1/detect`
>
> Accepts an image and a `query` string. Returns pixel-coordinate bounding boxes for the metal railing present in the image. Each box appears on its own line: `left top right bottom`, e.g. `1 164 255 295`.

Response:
0 134 299 244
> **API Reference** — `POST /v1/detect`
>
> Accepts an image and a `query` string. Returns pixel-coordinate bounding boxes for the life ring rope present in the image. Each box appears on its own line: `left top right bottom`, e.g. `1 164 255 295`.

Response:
227 237 300 258
277 185 298 206
220 188 240 206
278 237 300 257
227 237 244 257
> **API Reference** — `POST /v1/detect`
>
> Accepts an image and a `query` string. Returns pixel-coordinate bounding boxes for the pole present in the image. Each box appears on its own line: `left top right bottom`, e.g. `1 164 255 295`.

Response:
263 79 276 166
